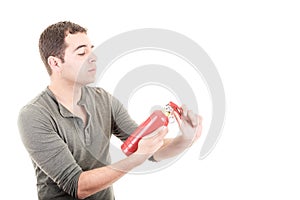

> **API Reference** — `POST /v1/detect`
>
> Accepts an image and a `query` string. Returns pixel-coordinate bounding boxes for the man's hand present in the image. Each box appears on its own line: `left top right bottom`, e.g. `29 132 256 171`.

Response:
133 105 202 162
135 126 169 157
175 104 202 146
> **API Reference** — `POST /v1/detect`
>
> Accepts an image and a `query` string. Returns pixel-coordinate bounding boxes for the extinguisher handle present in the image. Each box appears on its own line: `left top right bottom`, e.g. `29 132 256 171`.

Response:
168 101 183 117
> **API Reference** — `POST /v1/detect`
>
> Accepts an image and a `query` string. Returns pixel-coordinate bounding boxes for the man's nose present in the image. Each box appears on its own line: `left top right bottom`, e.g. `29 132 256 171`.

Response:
89 52 97 63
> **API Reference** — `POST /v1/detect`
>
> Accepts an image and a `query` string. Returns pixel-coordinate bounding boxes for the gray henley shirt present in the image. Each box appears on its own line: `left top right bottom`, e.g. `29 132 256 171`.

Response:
18 86 138 199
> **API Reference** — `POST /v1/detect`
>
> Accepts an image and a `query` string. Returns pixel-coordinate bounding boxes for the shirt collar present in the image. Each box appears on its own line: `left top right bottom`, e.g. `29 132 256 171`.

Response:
45 86 88 118
77 86 88 106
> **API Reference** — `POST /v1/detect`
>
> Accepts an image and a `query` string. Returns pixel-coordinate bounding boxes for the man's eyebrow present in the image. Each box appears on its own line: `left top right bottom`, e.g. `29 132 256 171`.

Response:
73 44 94 52
73 45 87 52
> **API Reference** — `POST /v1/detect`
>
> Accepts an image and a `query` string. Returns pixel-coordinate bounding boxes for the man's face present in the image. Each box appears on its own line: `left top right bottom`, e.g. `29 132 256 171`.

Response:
60 32 97 85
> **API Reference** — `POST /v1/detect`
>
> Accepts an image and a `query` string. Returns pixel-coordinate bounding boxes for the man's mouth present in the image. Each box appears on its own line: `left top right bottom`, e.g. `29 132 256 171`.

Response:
88 68 96 72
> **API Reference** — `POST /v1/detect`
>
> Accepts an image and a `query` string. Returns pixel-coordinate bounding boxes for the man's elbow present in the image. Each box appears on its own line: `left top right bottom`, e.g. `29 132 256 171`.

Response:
77 173 91 199
77 189 89 200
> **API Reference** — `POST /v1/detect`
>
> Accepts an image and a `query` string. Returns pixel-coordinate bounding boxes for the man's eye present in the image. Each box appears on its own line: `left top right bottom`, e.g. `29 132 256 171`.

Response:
78 52 86 56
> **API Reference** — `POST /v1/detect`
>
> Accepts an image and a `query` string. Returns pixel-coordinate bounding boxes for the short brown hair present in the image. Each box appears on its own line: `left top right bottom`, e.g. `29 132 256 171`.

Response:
39 21 87 75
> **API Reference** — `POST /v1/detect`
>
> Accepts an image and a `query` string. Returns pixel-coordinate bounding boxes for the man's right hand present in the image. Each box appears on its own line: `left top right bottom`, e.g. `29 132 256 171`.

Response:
134 126 169 157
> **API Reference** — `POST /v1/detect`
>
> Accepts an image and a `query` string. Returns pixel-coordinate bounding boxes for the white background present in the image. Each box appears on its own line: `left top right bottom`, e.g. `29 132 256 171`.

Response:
1 0 299 199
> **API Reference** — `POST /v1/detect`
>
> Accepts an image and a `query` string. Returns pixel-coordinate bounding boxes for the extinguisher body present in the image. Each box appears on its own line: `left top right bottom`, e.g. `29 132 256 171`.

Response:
121 110 169 156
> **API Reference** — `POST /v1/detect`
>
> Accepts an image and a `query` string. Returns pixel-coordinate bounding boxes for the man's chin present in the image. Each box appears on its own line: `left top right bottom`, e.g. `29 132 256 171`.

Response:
83 78 96 86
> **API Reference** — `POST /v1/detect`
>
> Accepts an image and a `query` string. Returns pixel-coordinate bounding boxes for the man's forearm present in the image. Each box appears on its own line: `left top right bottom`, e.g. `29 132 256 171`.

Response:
153 136 192 162
77 154 148 199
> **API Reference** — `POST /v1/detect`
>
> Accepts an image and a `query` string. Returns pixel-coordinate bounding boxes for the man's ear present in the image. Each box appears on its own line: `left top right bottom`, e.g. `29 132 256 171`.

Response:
48 56 63 73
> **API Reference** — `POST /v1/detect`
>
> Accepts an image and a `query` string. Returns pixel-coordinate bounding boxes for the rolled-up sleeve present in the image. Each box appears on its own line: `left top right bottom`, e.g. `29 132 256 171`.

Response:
18 105 82 198
110 95 138 141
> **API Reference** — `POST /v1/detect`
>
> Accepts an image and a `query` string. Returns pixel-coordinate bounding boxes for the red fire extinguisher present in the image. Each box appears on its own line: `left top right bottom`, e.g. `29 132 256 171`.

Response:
121 101 182 156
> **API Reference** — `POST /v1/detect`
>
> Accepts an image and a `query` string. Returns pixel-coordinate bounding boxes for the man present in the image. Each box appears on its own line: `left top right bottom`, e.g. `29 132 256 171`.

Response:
18 21 202 199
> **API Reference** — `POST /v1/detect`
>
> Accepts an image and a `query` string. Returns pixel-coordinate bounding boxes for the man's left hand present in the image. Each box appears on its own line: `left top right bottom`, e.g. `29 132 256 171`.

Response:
174 105 203 146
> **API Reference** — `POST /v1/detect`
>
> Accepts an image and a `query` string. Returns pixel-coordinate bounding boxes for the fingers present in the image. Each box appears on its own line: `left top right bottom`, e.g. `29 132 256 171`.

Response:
136 126 168 156
152 127 168 146
143 126 168 139
180 104 200 128
174 111 182 125
181 104 188 118
187 110 198 127
174 104 187 126
193 115 203 141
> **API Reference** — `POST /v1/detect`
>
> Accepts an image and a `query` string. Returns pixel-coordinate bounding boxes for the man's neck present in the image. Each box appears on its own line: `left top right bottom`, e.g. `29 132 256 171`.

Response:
48 80 83 111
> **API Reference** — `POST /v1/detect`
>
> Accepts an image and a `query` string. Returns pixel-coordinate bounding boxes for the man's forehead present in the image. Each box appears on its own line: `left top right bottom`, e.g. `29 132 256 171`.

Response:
65 32 90 48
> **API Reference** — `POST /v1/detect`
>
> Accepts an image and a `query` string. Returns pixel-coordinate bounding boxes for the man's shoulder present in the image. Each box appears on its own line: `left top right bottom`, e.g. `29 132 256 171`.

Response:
18 89 53 117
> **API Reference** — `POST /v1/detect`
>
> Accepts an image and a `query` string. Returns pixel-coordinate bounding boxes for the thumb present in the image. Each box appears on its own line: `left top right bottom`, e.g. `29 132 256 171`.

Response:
143 126 166 139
